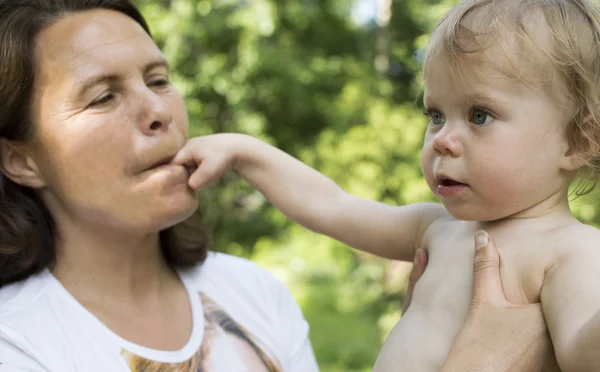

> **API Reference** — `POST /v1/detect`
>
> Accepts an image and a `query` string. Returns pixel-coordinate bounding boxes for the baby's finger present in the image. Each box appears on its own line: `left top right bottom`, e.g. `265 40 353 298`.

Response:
171 141 197 166
171 137 206 166
187 160 226 190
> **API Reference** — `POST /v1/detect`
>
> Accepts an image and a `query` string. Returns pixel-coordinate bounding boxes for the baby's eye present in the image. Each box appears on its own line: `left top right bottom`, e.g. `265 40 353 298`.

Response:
470 108 494 125
425 109 446 126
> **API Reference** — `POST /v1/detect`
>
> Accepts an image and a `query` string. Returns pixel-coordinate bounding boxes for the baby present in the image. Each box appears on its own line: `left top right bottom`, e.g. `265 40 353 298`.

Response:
174 0 600 370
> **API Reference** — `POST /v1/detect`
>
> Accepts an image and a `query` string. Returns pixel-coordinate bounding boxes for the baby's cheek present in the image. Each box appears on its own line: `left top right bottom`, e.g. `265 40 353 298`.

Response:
478 176 527 216
421 166 437 195
420 146 436 180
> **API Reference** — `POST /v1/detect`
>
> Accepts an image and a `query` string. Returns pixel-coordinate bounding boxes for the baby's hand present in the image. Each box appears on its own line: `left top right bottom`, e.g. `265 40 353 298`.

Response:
171 133 244 190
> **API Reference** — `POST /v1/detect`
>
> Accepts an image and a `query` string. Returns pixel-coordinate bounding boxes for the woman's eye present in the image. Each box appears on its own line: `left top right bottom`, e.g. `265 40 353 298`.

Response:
149 78 169 88
471 108 494 125
425 109 445 126
90 94 113 107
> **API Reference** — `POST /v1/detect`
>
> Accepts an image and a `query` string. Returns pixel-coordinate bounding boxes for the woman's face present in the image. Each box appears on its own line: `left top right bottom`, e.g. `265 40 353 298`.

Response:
26 9 196 234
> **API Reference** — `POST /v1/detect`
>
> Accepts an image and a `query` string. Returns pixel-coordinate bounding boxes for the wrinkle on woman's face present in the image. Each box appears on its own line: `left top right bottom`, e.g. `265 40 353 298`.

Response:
27 9 196 235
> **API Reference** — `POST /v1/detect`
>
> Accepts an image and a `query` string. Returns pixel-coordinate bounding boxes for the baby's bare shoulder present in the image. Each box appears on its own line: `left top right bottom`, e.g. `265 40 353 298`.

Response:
549 223 600 253
544 223 600 272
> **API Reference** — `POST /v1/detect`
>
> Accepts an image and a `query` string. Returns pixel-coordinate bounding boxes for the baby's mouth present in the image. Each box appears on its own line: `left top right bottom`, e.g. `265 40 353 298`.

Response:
436 177 469 197
438 178 467 187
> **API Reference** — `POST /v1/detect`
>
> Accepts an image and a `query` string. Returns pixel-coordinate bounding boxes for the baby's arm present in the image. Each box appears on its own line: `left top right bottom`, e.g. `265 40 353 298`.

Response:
540 227 600 371
175 134 446 261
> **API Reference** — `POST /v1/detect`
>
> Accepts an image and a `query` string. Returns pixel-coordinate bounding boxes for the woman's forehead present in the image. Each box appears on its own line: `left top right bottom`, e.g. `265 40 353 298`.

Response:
34 9 161 88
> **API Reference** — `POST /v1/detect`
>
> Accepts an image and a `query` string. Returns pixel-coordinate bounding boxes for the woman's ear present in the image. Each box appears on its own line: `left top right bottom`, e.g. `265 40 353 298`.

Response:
0 139 46 188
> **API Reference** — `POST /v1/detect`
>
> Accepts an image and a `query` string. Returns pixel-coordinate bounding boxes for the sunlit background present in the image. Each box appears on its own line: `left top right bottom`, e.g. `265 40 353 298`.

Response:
134 0 600 370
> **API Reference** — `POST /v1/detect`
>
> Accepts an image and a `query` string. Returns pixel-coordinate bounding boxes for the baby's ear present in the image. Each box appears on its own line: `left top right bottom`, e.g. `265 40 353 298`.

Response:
0 139 46 188
560 117 600 172
560 145 591 172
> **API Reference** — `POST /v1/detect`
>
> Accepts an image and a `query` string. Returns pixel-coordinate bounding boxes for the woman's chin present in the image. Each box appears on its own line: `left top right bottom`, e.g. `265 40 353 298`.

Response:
147 195 199 232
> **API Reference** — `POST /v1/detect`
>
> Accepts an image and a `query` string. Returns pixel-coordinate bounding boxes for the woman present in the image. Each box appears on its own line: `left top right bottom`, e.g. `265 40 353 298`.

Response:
0 0 558 371
0 1 316 370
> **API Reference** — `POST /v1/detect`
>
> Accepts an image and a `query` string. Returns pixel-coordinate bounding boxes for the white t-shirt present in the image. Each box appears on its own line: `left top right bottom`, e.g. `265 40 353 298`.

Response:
0 252 319 372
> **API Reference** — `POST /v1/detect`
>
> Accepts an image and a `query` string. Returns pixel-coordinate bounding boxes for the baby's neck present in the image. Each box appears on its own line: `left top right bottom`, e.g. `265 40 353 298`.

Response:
472 187 577 226
476 203 579 232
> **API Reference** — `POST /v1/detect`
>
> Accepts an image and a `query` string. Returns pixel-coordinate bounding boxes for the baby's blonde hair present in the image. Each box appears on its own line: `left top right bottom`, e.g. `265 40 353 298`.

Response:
425 0 600 194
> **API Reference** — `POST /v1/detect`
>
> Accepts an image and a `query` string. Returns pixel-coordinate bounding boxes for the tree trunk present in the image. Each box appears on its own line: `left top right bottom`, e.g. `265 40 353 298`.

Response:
375 0 392 74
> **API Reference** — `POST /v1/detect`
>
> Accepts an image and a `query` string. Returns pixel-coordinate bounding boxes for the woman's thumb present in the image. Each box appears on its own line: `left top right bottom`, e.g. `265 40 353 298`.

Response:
471 230 507 307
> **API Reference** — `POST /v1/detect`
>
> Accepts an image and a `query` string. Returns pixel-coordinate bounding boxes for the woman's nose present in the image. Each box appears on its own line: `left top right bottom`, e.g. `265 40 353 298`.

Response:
137 88 173 135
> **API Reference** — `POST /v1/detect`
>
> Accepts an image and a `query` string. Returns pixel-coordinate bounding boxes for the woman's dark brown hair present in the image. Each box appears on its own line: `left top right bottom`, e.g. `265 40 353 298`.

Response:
0 0 210 287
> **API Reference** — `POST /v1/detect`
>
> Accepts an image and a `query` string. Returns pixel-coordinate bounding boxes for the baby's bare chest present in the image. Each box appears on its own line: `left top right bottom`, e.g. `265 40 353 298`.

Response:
412 227 548 335
374 225 552 372
424 227 547 306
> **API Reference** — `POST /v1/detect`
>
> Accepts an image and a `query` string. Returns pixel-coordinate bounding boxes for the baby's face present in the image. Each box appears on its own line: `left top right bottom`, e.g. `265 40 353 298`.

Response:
420 53 574 222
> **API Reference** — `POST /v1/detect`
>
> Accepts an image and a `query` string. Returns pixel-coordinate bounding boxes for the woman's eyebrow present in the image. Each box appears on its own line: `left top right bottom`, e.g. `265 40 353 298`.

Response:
74 57 171 98
75 74 119 98
142 57 170 74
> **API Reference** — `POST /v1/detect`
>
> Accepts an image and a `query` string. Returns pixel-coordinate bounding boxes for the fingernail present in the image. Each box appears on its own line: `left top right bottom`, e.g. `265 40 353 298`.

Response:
414 249 423 265
475 230 489 250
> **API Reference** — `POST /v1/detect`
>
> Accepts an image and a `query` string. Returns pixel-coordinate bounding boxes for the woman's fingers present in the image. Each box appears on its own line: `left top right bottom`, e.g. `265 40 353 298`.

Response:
471 230 510 310
402 249 428 314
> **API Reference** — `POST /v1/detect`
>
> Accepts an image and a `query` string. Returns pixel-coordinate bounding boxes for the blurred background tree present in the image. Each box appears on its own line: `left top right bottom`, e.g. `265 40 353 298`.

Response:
135 0 600 370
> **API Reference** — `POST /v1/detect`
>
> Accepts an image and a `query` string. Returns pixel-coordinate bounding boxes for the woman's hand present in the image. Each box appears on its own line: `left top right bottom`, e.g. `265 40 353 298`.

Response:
401 248 427 314
403 231 558 372
172 133 246 190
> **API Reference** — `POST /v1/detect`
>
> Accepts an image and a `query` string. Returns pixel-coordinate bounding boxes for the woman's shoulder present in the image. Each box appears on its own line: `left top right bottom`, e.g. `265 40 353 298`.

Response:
181 251 289 297
179 251 302 323
181 252 317 371
203 251 277 274
0 269 53 318
0 270 71 367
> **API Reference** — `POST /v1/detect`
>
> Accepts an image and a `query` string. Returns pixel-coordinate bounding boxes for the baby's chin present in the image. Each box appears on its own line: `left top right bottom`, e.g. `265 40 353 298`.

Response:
442 203 509 223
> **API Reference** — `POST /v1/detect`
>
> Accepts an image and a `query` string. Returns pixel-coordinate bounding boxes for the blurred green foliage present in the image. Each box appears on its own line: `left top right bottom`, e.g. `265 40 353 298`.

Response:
135 0 600 370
